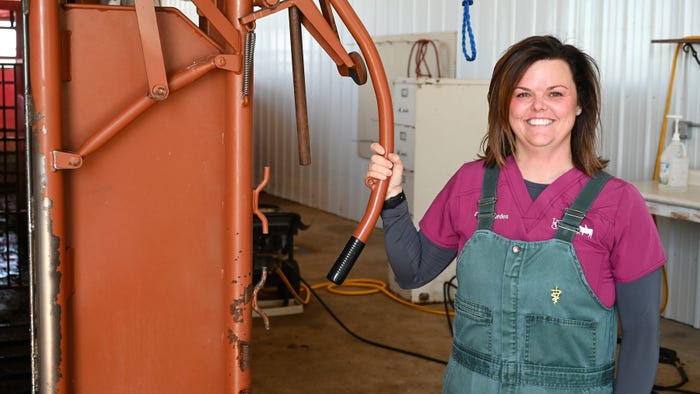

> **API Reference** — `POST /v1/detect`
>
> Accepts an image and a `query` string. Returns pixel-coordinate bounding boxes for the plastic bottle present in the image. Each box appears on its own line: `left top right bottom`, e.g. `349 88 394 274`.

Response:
658 115 689 192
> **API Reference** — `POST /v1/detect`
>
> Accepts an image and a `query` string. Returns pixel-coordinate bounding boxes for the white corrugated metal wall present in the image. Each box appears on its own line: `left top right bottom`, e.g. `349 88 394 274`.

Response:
251 0 698 218
165 1 700 325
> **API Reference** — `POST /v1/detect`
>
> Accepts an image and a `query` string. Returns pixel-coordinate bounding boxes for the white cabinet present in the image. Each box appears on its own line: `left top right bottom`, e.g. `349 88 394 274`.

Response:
387 78 490 303
355 33 457 159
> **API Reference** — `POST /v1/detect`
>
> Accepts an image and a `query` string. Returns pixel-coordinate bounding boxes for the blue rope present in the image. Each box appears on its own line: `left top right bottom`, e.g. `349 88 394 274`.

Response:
461 0 477 61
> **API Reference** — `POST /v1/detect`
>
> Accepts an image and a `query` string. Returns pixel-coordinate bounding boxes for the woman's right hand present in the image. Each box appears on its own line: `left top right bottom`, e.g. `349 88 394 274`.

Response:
366 142 404 199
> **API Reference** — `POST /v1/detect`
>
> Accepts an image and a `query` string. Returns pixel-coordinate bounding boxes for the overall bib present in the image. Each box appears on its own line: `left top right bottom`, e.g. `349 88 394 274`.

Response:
443 166 616 393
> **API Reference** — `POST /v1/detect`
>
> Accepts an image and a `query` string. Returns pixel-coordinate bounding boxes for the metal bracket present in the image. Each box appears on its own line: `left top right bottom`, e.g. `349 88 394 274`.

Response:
52 151 83 170
214 54 242 72
134 0 170 100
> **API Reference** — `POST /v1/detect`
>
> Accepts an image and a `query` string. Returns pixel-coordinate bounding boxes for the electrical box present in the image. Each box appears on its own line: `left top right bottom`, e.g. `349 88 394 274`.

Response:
388 78 489 303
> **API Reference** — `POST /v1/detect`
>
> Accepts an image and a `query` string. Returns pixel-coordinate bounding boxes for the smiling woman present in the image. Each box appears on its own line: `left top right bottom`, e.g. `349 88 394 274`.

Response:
366 35 666 394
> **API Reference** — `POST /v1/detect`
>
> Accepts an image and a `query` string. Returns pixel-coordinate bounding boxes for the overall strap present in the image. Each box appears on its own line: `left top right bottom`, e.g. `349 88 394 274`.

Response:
555 171 612 242
477 165 500 230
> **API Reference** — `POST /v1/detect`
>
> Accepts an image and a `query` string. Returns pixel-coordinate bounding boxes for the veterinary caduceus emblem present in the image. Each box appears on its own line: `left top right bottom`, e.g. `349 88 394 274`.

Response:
550 286 562 304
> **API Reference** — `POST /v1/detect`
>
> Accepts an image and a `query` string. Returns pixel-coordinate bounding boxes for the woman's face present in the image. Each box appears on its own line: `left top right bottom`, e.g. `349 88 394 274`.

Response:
508 59 581 156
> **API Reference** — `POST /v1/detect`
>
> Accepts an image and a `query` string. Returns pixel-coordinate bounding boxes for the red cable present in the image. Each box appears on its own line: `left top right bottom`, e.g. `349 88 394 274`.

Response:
406 39 442 78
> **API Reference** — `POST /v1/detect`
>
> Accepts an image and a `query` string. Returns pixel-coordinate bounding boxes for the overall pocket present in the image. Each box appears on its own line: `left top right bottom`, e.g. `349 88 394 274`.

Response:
525 314 598 367
452 295 493 355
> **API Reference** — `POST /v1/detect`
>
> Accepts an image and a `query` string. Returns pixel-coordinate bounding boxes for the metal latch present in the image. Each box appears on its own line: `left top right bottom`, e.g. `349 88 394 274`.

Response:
52 151 83 170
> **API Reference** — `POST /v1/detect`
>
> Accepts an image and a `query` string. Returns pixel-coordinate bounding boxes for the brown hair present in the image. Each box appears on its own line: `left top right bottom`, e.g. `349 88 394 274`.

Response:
480 35 608 176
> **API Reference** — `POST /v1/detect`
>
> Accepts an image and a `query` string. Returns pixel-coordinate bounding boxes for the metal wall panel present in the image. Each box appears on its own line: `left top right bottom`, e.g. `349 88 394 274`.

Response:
240 1 700 324
249 0 699 217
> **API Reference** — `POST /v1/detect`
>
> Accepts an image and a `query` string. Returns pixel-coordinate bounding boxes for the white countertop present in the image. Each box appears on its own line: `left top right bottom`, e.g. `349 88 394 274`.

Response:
631 171 700 222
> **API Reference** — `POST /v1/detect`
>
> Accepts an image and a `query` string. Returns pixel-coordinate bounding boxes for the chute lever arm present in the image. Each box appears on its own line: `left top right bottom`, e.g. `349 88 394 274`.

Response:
241 0 393 284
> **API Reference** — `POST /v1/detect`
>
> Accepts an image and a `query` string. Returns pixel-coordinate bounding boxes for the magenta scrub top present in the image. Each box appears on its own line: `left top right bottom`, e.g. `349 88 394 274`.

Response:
419 155 666 307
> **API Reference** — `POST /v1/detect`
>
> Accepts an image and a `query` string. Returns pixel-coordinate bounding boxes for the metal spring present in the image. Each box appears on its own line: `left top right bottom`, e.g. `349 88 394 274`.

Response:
243 30 256 97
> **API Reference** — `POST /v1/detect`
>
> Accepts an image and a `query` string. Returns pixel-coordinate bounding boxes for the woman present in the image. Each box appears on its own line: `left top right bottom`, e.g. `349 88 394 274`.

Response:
367 36 665 393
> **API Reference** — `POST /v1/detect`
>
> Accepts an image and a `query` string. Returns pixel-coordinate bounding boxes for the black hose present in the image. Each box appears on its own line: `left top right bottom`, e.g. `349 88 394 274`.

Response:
285 260 448 366
651 347 698 393
442 276 458 337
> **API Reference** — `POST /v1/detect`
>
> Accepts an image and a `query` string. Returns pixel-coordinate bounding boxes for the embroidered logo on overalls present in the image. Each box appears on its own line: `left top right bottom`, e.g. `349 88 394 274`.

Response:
550 285 563 304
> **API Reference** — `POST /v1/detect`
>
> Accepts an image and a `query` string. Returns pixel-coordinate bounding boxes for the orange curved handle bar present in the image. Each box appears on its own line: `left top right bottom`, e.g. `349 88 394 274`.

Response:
332 0 393 240
326 0 393 283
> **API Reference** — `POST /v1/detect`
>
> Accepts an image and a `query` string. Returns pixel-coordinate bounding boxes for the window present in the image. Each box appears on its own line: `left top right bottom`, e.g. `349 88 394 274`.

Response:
0 9 18 60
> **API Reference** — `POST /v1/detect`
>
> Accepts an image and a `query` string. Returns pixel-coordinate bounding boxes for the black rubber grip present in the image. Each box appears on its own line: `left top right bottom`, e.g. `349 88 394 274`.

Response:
326 236 365 284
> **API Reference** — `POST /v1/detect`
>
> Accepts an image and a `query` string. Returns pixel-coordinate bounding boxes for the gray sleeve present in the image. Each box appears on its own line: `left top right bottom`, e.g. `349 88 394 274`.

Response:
613 268 662 394
380 201 457 289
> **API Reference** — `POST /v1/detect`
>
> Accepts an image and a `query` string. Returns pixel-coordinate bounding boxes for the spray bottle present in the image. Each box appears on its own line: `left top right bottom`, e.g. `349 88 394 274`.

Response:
658 114 689 192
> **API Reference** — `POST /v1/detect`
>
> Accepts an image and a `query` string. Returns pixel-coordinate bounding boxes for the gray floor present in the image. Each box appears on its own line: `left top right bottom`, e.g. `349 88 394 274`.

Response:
252 193 700 394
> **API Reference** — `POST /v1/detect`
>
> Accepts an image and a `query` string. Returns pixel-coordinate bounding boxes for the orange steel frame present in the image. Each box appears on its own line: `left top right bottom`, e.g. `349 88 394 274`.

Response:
27 0 392 392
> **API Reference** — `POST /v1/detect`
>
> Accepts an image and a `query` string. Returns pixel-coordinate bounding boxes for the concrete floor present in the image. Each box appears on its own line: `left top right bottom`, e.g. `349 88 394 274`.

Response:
252 193 700 394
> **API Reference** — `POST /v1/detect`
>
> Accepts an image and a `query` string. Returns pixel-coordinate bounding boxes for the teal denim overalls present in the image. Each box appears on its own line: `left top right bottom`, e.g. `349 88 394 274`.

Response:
443 166 616 393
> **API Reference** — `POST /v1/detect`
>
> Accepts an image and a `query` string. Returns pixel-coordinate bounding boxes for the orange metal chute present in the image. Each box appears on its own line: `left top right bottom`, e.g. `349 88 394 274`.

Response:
28 0 392 393
63 6 232 393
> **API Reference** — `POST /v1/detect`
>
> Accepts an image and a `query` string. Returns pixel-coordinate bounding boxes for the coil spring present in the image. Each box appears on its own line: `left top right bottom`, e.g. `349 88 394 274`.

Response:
243 30 256 97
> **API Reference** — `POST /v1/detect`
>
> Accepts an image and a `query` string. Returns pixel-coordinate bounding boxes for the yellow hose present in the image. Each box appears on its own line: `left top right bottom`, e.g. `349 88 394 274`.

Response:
661 265 669 313
274 266 312 305
274 267 454 316
316 278 454 316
